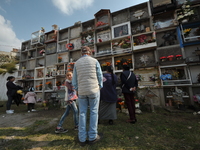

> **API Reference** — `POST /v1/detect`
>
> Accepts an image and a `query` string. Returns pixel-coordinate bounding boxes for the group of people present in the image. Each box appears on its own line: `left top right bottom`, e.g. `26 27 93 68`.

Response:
6 76 37 114
55 46 138 146
5 46 138 147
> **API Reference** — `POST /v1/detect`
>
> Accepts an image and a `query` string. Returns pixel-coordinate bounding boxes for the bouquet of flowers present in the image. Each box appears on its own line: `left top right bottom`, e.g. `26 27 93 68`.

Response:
149 74 158 81
39 49 45 54
177 0 194 23
136 75 142 81
46 81 52 89
183 28 191 37
56 81 61 86
58 56 62 62
160 56 167 61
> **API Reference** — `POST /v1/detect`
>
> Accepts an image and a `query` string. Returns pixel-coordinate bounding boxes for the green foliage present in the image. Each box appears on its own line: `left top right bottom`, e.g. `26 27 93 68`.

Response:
0 62 17 74
0 68 7 74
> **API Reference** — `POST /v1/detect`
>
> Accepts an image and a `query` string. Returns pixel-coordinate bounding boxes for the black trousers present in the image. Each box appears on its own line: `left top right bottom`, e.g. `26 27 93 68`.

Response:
6 95 14 110
28 103 35 111
123 93 136 120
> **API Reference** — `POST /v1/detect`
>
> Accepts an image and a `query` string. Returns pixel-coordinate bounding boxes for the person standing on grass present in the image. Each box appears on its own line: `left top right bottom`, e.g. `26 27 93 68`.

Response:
24 87 37 112
99 65 118 125
55 71 79 133
120 65 138 124
72 46 103 146
6 76 21 114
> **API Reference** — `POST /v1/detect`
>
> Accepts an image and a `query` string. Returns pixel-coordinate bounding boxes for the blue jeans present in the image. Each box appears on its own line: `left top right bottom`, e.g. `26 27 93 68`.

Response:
57 101 79 128
78 91 100 142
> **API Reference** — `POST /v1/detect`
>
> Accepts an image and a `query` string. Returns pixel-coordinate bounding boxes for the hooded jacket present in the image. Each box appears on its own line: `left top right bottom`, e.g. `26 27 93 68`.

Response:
24 92 36 103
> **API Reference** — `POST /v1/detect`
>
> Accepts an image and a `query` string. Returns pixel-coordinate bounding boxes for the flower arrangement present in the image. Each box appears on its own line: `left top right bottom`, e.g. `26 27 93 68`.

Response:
56 81 61 86
183 28 191 37
39 49 45 54
112 36 131 49
177 0 194 23
134 34 156 46
138 34 147 44
101 62 111 71
39 82 43 90
115 58 132 70
176 54 182 60
172 71 179 79
167 55 174 61
149 74 158 81
67 62 75 71
136 75 142 81
46 81 52 89
135 98 140 108
160 56 167 62
35 85 39 91
96 21 108 27
58 56 62 62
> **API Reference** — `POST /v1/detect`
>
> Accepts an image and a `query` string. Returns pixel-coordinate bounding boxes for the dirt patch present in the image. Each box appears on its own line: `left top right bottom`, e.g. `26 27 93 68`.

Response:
0 104 64 128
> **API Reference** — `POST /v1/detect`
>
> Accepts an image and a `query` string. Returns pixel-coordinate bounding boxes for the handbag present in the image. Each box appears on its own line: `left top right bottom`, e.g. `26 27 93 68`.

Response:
68 91 78 100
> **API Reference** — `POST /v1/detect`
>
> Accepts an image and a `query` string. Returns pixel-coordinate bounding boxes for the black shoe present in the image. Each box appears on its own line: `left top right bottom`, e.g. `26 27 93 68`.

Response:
0 105 3 107
108 119 113 125
130 119 137 124
55 127 68 133
126 119 137 124
79 140 88 147
74 126 78 130
88 133 103 145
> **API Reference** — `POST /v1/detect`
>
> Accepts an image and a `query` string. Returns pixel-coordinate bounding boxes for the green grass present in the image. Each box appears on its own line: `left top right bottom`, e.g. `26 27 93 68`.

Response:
0 101 200 150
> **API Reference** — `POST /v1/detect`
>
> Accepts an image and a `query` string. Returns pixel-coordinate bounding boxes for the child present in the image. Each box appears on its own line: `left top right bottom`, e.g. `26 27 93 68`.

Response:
24 87 37 112
55 71 79 133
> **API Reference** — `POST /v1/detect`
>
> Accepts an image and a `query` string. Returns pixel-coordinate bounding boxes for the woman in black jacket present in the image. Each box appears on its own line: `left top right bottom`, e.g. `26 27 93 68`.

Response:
6 76 19 114
120 65 138 124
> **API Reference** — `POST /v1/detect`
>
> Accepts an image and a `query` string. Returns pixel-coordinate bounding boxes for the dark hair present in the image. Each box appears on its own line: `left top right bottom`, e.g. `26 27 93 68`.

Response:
7 76 15 81
29 87 34 92
122 65 130 71
106 66 116 85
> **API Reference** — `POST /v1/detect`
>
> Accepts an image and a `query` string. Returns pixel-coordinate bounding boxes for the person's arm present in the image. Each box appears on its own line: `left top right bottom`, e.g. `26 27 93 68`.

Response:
72 66 78 91
8 82 19 89
96 61 103 89
130 73 138 92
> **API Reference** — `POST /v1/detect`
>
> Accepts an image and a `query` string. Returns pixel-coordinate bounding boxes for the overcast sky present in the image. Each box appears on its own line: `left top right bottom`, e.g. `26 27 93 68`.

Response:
0 0 147 52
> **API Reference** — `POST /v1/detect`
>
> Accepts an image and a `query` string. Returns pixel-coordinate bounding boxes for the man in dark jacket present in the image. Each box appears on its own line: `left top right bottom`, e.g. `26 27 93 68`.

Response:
120 65 138 124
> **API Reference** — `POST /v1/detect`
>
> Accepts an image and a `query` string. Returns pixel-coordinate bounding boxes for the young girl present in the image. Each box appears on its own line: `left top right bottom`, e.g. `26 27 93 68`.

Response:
24 87 37 112
55 71 79 133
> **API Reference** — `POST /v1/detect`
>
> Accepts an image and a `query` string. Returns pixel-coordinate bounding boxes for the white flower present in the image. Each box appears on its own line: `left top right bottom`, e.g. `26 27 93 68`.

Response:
186 5 190 8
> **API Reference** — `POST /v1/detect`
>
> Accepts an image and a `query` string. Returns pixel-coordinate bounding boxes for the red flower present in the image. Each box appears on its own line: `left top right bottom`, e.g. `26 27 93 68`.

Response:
167 55 174 58
176 54 182 57
160 56 167 59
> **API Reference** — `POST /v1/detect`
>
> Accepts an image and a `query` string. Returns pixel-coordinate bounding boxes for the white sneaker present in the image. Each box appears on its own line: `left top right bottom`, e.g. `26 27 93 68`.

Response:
28 110 30 113
31 109 36 112
10 110 14 112
6 110 14 114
